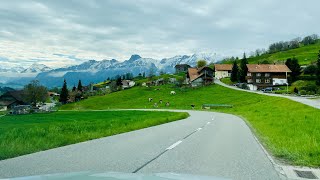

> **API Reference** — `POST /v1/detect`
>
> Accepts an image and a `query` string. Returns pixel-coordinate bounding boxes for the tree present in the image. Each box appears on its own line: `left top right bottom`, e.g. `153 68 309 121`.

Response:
23 80 48 107
239 53 248 83
59 79 69 104
304 65 317 76
285 57 301 83
77 80 83 92
197 60 207 68
116 76 122 86
109 81 118 92
260 60 270 64
230 61 239 82
316 50 320 86
72 86 76 92
142 72 145 78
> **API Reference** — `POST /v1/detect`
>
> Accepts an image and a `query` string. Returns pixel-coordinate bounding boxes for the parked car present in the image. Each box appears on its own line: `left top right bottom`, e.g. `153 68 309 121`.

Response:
261 87 273 92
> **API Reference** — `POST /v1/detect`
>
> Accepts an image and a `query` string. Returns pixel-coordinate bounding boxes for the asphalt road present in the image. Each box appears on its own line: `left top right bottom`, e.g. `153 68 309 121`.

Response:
215 79 320 110
0 110 281 180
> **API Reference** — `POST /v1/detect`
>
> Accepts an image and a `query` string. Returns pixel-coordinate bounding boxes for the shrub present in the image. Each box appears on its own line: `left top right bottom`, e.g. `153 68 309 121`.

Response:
299 90 307 95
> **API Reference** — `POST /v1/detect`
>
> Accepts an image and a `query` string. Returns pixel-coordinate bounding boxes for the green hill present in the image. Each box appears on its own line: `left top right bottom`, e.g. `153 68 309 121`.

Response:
61 84 320 166
223 41 320 65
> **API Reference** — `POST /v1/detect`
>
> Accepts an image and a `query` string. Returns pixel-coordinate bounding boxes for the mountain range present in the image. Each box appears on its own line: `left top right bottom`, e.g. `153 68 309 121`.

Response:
0 53 222 88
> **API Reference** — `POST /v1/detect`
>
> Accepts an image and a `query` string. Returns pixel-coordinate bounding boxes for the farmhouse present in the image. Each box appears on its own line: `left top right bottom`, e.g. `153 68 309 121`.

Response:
122 80 135 89
246 64 291 90
175 64 191 74
214 64 233 79
0 90 26 111
187 66 214 87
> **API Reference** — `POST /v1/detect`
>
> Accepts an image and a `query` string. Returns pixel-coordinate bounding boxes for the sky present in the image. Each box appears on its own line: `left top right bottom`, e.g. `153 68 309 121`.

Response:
0 0 319 68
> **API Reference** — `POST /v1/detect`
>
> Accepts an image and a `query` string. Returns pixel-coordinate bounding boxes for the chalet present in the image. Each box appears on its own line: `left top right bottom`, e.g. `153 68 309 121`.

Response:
246 64 291 90
187 66 214 87
122 80 135 89
214 64 233 79
0 90 26 111
175 64 191 74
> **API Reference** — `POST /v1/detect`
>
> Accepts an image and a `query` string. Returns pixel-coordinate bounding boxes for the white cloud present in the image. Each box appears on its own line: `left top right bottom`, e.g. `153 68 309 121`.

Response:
0 0 319 68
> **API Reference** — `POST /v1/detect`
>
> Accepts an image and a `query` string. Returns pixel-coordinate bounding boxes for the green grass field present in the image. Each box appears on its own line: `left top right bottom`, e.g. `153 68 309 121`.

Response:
222 42 320 65
62 84 320 167
0 110 188 160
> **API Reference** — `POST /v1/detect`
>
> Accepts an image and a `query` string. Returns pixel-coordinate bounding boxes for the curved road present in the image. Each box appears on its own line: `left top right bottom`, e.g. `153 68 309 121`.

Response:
215 79 320 109
0 110 281 180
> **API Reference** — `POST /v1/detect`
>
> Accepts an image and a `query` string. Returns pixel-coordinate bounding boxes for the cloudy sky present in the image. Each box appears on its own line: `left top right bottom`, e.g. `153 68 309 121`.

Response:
0 0 319 68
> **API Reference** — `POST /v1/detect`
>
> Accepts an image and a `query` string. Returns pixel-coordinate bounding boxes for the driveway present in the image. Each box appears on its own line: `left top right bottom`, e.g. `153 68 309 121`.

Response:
215 79 320 109
0 110 280 180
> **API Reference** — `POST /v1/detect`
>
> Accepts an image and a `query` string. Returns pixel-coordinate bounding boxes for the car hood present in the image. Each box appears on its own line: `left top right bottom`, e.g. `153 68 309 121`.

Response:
6 171 230 180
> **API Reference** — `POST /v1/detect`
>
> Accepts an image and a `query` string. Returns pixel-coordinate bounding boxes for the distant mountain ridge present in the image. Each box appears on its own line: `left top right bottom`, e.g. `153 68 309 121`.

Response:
2 53 222 88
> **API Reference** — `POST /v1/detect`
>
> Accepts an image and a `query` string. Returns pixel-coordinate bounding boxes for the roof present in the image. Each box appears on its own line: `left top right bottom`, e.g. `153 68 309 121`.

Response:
175 64 191 68
247 64 291 73
188 67 213 82
0 100 16 106
0 90 25 102
215 64 233 71
197 66 213 73
187 68 200 82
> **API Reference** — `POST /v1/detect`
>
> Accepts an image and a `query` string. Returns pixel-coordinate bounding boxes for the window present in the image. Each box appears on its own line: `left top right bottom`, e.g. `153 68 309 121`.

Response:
257 73 261 77
247 73 251 76
256 79 261 83
265 73 270 77
265 79 270 83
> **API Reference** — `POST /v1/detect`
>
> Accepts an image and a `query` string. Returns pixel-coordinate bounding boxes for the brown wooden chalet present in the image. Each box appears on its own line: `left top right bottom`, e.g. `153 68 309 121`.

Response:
246 64 291 90
187 66 214 87
0 90 26 110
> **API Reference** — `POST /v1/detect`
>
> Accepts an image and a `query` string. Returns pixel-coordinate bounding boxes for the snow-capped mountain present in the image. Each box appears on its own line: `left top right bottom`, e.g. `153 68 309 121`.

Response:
3 53 222 87
21 63 52 73
0 63 52 86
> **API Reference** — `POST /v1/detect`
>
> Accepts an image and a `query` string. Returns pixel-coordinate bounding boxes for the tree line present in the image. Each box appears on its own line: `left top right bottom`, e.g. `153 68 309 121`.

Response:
222 34 319 61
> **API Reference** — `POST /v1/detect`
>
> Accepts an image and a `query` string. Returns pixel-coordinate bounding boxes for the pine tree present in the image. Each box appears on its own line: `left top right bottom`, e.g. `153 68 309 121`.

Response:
316 50 320 86
77 80 83 92
285 57 301 83
60 79 69 104
239 53 248 82
230 61 239 82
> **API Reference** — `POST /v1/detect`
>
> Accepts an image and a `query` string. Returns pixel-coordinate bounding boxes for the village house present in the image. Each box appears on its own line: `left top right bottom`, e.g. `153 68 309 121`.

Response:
175 64 191 74
246 64 291 90
187 66 214 87
122 80 135 89
0 90 26 111
214 64 233 79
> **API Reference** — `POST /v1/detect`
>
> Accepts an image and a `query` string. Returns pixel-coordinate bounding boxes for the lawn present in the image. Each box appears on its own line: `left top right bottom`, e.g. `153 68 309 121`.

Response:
222 41 320 65
0 110 189 160
62 84 320 167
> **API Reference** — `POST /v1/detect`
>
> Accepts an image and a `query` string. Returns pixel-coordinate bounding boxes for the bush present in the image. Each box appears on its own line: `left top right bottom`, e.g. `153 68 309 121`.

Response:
300 84 319 94
299 90 307 95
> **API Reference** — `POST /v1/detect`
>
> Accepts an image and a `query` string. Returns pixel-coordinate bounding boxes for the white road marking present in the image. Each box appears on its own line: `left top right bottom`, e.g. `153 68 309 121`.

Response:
196 127 202 131
207 122 211 125
166 140 182 150
212 116 215 121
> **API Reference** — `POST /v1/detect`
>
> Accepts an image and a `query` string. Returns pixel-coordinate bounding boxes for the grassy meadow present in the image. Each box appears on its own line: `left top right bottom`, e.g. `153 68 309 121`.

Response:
222 41 320 65
0 110 189 160
62 84 320 166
